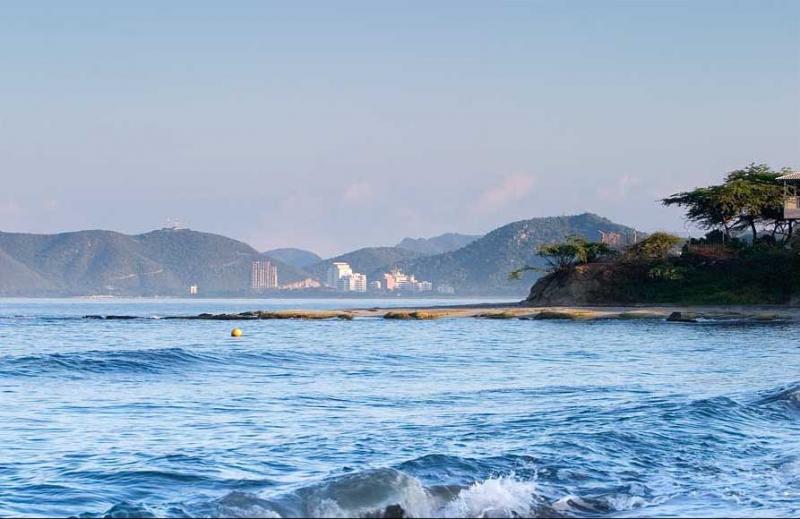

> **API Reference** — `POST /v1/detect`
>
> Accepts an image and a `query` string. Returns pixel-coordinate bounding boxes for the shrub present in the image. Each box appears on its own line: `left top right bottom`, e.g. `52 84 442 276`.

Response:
624 232 683 261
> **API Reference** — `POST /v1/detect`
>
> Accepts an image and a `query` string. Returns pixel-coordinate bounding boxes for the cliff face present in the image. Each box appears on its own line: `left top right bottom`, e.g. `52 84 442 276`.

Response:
525 265 603 306
524 264 614 306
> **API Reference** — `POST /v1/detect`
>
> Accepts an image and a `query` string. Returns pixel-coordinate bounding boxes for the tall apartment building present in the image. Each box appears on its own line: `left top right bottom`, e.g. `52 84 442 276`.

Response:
349 273 368 292
327 262 367 292
326 262 353 288
251 260 278 290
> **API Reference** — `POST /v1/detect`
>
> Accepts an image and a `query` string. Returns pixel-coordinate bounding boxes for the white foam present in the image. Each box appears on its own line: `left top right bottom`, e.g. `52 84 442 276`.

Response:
439 476 539 518
303 471 539 518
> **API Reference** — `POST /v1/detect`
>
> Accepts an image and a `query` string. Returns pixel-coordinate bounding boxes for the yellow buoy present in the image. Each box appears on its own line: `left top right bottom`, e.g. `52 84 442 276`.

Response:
231 328 243 337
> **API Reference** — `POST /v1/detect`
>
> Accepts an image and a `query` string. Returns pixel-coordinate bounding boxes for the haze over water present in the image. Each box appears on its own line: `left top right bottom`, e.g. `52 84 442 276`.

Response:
1 298 799 517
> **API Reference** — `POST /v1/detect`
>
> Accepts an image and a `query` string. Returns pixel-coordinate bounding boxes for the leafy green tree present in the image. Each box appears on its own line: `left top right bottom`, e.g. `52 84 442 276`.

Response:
662 163 788 244
623 232 682 261
509 235 614 279
724 164 784 241
662 185 737 241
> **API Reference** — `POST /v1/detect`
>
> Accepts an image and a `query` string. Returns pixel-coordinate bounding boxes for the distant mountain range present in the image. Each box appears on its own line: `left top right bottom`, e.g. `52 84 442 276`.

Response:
396 213 638 294
0 213 639 296
0 229 309 297
263 248 322 269
396 233 481 255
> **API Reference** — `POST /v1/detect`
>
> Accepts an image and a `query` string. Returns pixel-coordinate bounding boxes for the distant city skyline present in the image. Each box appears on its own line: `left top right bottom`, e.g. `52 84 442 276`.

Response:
1 1 798 256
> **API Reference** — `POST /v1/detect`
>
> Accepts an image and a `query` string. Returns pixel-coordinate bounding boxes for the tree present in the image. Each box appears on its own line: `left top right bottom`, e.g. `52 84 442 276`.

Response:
509 235 615 279
662 163 787 244
662 185 738 241
623 232 682 261
724 164 784 242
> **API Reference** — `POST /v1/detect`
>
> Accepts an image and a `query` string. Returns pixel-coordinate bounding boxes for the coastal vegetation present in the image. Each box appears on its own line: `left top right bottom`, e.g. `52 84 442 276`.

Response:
525 164 800 306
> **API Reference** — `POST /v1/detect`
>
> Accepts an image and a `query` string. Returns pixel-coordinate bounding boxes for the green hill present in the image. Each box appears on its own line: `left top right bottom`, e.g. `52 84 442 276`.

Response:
397 213 640 295
263 248 322 269
0 229 310 296
396 233 482 255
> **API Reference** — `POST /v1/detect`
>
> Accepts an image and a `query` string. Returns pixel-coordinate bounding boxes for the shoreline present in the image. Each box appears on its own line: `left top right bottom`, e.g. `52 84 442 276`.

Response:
110 302 800 322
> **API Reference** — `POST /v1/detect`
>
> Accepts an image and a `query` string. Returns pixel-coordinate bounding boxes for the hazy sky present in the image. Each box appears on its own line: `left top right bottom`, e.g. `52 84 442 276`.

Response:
1 1 798 256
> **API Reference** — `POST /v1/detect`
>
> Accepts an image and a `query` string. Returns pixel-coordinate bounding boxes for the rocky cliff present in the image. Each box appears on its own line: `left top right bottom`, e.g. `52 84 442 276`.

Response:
524 264 613 306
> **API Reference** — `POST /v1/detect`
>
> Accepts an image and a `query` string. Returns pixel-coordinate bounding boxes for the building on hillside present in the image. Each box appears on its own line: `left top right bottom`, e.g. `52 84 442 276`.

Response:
251 260 278 290
369 280 382 291
599 231 623 248
326 262 353 288
280 278 322 290
417 281 433 292
189 284 198 295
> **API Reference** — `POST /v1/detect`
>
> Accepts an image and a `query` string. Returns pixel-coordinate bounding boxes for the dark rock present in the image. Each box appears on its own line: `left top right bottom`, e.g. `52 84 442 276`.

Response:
383 504 405 518
525 265 607 306
666 311 697 323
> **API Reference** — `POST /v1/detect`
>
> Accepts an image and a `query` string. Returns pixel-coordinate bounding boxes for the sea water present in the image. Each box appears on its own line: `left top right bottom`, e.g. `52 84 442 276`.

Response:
1 298 798 517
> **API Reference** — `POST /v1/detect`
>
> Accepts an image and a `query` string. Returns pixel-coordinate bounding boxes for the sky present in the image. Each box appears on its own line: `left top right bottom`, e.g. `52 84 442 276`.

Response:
1 1 798 256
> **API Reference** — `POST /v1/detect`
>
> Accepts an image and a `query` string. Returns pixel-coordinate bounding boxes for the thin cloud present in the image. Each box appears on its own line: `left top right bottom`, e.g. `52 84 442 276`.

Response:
477 174 536 212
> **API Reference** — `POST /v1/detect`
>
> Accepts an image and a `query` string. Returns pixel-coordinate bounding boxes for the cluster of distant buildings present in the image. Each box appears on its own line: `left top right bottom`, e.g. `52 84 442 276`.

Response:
326 262 368 292
599 230 640 249
325 262 453 294
188 259 452 295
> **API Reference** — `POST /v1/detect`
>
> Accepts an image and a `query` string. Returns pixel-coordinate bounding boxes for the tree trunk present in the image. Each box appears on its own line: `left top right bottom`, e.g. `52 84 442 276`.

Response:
750 221 758 244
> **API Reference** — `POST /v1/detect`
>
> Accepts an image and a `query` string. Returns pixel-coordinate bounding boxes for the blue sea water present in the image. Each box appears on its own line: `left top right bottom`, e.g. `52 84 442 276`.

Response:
1 298 799 518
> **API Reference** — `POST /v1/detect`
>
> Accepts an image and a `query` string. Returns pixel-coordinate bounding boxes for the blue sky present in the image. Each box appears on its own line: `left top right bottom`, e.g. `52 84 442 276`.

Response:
1 1 798 255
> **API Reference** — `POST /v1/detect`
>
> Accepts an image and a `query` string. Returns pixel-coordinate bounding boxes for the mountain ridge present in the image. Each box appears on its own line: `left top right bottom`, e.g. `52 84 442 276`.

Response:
394 213 640 295
396 233 482 255
0 213 640 296
263 248 322 269
0 229 310 296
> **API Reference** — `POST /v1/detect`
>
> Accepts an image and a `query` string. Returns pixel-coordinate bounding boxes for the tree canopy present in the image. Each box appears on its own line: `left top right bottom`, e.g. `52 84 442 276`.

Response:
509 235 615 279
662 163 791 243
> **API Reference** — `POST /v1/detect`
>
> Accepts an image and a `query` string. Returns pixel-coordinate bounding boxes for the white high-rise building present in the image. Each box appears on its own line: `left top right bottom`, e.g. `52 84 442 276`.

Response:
251 261 278 290
336 272 368 292
350 273 368 292
327 262 368 292
326 262 353 288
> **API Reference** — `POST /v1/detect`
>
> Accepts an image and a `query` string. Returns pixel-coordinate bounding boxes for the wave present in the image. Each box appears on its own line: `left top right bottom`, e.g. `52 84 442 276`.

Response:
0 347 222 377
754 383 800 411
0 345 349 378
182 468 545 518
165 462 654 518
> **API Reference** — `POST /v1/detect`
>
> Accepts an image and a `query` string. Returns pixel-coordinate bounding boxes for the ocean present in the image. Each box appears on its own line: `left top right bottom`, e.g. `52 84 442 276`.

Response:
1 298 798 517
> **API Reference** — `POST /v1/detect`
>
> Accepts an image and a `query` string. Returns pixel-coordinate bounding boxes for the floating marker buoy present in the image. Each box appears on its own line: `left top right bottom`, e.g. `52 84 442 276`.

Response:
231 328 243 337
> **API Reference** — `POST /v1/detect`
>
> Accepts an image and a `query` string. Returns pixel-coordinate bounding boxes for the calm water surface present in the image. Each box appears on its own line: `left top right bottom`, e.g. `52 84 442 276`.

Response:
1 298 799 517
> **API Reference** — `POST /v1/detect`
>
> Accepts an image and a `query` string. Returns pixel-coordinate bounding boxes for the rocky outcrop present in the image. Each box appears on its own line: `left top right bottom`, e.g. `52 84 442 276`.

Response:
666 311 698 323
524 264 613 306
